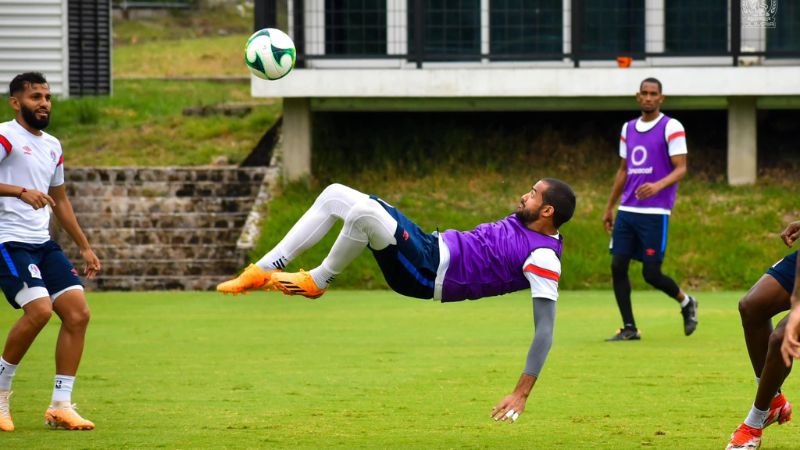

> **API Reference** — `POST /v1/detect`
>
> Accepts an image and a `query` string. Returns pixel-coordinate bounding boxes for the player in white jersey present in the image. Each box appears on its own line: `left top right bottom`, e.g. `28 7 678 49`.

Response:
0 72 100 431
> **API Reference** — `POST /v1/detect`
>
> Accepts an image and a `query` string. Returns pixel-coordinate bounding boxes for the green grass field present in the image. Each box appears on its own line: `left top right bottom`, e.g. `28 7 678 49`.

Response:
2 290 798 449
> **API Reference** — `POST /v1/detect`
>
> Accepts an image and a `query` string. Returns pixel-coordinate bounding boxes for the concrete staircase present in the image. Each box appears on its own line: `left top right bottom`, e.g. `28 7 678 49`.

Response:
51 167 278 290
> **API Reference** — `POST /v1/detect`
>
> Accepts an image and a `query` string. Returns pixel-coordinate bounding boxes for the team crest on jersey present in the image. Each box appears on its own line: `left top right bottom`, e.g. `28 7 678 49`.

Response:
28 264 42 279
23 146 33 155
50 150 57 162
630 145 648 166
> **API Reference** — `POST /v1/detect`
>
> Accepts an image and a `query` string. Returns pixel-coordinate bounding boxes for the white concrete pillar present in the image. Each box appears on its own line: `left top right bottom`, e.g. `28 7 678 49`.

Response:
727 96 757 185
282 98 312 181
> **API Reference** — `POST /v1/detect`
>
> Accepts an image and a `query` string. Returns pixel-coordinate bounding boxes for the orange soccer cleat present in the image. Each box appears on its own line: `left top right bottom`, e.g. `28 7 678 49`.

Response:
725 423 762 450
764 393 792 428
0 390 13 432
45 402 95 430
271 270 327 299
216 264 280 295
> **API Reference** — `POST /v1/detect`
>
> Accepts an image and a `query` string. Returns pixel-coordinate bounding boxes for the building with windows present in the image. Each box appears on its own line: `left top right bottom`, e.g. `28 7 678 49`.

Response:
0 0 110 97
252 0 800 185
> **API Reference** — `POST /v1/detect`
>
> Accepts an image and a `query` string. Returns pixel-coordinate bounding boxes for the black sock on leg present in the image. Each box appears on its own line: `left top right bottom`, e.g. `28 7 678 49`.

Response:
612 255 636 330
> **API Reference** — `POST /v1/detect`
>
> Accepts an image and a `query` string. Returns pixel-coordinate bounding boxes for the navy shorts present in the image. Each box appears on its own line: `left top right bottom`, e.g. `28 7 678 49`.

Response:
767 252 798 294
368 196 439 299
610 210 670 262
0 240 82 309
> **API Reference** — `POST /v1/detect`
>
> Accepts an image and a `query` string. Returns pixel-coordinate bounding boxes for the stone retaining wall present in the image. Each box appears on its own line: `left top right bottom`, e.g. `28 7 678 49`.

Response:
52 166 277 290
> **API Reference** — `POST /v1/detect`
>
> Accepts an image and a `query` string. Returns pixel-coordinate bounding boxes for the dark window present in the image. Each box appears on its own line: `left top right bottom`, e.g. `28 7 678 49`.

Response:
408 0 480 60
325 0 387 55
767 2 800 53
665 0 727 53
490 0 562 58
69 0 111 96
581 0 644 56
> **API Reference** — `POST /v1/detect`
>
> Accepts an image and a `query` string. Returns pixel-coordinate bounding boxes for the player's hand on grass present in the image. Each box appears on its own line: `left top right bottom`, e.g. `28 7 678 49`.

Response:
80 247 101 280
20 188 55 210
780 221 800 247
491 393 526 424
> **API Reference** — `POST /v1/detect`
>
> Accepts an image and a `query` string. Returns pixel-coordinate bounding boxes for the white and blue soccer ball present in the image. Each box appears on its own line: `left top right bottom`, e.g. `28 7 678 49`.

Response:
244 28 296 80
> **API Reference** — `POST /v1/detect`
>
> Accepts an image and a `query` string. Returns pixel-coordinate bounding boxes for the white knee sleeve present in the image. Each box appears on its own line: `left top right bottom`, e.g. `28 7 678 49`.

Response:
342 199 398 250
318 199 398 276
266 183 370 261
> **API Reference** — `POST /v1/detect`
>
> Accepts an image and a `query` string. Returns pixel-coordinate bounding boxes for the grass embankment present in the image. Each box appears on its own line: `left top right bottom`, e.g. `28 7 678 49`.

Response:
48 80 280 166
112 4 253 78
43 5 276 165
1 291 797 449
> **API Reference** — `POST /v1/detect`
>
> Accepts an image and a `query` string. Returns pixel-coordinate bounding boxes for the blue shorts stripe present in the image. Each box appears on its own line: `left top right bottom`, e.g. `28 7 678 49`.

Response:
0 244 18 278
396 251 434 289
661 215 668 253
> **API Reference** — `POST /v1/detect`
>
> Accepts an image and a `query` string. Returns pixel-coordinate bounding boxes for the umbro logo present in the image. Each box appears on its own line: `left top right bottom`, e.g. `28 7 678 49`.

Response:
23 146 32 155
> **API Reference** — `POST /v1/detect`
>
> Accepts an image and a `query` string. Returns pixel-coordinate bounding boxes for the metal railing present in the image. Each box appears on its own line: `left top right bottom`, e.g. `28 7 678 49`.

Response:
256 0 799 68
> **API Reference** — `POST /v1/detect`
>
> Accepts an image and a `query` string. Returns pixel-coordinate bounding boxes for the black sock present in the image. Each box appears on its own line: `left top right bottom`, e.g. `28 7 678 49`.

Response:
612 255 636 330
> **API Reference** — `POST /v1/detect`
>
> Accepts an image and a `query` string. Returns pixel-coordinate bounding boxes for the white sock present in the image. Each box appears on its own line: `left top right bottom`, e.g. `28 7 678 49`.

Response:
256 252 289 271
744 404 769 429
680 296 690 308
309 263 338 289
51 375 75 404
0 358 18 390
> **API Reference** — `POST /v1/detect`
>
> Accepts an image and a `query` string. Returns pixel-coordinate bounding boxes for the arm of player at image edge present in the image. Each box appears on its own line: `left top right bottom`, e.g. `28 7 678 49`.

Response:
781 220 800 248
491 297 556 423
780 247 800 367
49 184 101 279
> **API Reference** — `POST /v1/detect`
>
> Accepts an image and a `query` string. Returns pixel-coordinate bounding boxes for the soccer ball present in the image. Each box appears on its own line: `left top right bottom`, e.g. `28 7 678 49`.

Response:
244 28 296 80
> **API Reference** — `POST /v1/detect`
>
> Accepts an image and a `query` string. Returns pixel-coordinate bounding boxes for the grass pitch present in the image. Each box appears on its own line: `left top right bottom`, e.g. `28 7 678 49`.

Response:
1 290 798 449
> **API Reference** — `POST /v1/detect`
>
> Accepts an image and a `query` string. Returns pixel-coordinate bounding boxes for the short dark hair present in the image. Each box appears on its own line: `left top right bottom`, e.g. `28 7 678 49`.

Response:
541 178 576 228
9 72 48 96
640 77 662 94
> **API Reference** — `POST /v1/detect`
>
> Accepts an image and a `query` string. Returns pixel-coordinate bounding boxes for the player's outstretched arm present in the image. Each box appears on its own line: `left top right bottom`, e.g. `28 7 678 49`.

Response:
49 184 101 279
781 250 800 366
491 298 556 423
780 221 800 248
